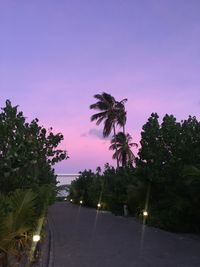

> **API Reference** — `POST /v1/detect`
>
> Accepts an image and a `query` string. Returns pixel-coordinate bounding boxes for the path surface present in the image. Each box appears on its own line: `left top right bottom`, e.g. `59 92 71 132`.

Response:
48 202 200 267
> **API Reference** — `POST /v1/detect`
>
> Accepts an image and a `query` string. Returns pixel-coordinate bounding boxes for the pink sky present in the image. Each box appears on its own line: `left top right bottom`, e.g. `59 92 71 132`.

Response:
0 0 200 173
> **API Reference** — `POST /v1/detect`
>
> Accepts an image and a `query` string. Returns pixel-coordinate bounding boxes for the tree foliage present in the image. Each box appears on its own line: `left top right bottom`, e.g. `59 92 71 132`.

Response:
0 100 68 193
90 92 128 167
109 132 137 167
136 113 200 232
90 92 127 137
69 164 136 215
71 113 200 233
0 100 68 266
0 186 54 266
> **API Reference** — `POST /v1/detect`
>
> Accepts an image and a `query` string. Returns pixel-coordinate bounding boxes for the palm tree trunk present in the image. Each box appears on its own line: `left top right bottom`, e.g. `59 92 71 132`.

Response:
122 108 126 134
122 152 126 168
122 124 125 135
113 124 119 168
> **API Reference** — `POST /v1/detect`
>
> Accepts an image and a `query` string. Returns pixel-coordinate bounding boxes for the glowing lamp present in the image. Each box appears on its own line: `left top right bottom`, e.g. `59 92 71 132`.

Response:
143 211 148 217
97 203 101 208
33 234 40 242
80 200 83 204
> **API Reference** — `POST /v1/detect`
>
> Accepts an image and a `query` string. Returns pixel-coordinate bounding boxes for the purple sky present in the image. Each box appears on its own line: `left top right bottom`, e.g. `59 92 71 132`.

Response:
1 0 200 173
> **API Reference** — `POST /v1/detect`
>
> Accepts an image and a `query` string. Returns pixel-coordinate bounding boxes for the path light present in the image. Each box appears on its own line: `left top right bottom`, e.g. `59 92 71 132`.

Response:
97 203 101 208
64 198 67 201
143 210 148 217
70 199 73 202
80 200 83 204
33 234 40 242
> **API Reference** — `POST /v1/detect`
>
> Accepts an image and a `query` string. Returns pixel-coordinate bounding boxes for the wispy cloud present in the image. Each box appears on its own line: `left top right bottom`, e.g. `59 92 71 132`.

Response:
81 128 111 140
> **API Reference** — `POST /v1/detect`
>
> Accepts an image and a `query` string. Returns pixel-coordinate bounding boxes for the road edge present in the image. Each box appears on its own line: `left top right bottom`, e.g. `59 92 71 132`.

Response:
47 215 54 267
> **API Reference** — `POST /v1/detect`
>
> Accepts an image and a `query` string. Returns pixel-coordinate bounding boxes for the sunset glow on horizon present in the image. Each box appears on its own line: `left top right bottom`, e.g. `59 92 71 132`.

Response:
1 0 200 173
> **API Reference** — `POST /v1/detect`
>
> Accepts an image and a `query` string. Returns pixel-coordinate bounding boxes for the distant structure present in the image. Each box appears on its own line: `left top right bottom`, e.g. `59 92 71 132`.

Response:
56 173 80 197
56 173 80 186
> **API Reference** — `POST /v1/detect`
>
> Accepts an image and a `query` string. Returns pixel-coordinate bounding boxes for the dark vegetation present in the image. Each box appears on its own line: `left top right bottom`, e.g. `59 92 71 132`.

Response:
1 92 200 266
69 93 200 233
0 100 68 266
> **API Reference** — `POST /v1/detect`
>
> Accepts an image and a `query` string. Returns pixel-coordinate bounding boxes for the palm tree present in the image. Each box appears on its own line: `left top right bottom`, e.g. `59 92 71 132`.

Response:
109 132 138 167
90 92 127 168
0 189 37 266
115 99 127 134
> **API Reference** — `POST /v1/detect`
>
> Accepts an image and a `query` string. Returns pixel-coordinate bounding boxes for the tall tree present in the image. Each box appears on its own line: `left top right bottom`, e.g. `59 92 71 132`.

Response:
0 100 68 193
109 132 137 167
136 113 200 232
90 92 127 167
137 113 162 182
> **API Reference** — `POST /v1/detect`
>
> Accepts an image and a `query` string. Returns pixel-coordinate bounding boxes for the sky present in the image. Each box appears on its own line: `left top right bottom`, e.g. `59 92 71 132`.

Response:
0 0 200 174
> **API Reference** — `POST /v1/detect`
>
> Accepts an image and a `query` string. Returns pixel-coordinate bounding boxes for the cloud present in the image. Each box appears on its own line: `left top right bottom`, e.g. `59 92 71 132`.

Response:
88 128 104 139
81 128 111 140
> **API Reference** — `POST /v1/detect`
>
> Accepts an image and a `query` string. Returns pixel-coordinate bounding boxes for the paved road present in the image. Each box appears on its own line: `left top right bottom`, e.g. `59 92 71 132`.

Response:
48 202 200 267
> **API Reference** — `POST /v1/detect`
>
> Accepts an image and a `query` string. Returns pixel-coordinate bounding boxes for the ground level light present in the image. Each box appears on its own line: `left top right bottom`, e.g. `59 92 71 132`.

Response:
143 210 148 217
33 234 40 242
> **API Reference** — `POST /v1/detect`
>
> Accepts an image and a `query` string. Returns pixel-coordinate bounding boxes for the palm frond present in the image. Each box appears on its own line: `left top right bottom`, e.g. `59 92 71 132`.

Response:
8 189 37 231
90 111 107 123
103 118 113 137
109 132 137 166
90 102 108 111
101 92 116 105
0 189 37 255
129 142 138 148
119 98 128 105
